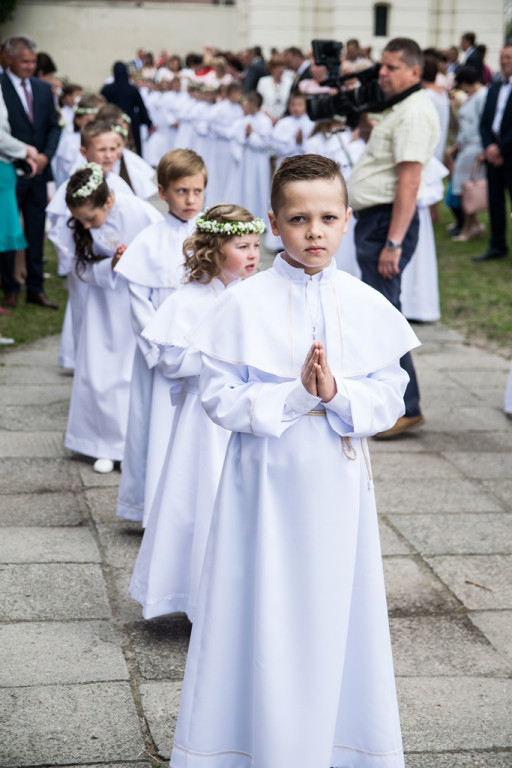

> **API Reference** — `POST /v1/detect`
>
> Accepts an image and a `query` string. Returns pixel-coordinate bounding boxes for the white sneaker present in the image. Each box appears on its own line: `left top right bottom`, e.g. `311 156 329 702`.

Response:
0 337 15 345
93 458 114 473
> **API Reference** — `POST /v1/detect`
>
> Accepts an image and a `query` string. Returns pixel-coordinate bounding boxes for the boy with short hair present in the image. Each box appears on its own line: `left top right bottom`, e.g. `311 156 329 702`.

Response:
270 90 314 166
115 148 206 506
170 154 417 768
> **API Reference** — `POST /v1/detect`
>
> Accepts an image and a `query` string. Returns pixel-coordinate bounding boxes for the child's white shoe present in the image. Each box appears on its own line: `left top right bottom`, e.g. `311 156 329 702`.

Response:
93 458 114 474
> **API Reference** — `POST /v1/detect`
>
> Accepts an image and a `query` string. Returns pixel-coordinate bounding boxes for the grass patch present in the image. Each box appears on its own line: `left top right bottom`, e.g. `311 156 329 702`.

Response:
1 208 511 352
0 240 67 345
434 204 512 351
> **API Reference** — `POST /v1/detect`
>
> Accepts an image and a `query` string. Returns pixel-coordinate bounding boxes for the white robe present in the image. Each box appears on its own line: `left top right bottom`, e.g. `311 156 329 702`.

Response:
204 100 244 206
505 362 512 415
303 130 365 278
129 279 232 620
400 157 447 323
230 111 272 222
114 148 158 199
265 113 315 249
143 90 181 166
64 195 162 461
114 213 198 523
47 173 134 370
170 256 419 768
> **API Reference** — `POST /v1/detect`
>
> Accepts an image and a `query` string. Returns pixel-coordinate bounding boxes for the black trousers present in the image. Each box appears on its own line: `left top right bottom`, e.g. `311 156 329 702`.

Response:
354 206 422 418
0 175 47 295
486 158 512 253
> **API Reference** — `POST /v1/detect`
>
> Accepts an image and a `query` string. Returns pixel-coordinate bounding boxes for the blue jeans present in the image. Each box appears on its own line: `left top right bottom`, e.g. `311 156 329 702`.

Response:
354 207 421 417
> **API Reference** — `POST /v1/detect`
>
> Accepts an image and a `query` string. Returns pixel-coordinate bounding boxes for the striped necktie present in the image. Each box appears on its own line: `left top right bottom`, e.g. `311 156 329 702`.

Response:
21 80 33 122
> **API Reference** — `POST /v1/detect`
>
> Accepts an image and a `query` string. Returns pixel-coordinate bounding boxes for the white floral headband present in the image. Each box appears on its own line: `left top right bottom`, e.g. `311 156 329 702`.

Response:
196 213 265 236
72 162 105 198
75 106 99 116
111 124 128 138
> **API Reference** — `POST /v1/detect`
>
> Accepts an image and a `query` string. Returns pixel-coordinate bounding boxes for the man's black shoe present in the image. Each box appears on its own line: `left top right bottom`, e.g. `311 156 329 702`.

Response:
472 249 508 262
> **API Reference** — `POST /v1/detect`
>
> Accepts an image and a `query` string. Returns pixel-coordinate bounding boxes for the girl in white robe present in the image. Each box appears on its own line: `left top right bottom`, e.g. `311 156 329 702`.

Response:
129 204 263 620
170 155 419 768
115 149 207 521
63 164 162 472
48 121 135 370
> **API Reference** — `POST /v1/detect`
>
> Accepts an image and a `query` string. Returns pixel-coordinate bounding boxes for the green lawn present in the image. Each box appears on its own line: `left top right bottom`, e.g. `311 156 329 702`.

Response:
0 240 68 346
1 212 511 352
434 205 512 351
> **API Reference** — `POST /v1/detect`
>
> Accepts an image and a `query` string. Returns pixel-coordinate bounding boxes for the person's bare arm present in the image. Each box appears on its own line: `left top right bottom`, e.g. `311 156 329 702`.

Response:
378 161 422 280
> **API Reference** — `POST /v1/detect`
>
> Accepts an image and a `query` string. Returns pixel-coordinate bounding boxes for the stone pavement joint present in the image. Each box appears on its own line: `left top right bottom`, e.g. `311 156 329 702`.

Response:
0 326 511 766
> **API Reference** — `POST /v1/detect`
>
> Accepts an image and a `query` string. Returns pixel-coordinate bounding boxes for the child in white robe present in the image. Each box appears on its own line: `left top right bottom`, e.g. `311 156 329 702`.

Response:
64 163 162 473
304 118 365 277
129 204 263 620
53 93 106 188
230 91 272 222
270 91 314 167
48 120 134 370
97 105 158 200
115 149 207 520
203 81 244 205
266 91 314 250
170 155 419 768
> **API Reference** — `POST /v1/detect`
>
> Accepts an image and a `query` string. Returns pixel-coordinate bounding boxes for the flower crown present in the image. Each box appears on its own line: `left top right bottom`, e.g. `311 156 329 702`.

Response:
72 162 105 198
75 106 99 116
111 124 128 138
196 214 266 236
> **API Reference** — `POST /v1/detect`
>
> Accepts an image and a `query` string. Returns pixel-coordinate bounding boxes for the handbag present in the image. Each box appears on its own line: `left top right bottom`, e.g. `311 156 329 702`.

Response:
461 161 488 215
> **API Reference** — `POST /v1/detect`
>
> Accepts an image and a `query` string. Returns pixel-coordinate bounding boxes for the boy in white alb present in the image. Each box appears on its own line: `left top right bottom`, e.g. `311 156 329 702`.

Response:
115 149 207 521
170 155 418 768
270 91 314 167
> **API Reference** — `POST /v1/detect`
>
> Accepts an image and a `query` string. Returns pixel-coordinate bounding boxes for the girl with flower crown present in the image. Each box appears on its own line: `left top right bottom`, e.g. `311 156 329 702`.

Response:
129 203 262 621
63 163 162 473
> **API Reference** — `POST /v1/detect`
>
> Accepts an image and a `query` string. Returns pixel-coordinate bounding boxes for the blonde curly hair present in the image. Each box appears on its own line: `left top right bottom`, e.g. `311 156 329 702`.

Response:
184 203 259 283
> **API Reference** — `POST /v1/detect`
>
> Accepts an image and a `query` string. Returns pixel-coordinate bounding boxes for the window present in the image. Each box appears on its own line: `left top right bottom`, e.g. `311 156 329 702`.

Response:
374 4 389 37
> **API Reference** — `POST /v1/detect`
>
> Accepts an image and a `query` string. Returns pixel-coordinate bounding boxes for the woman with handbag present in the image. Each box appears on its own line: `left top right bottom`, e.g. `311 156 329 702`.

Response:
446 65 487 241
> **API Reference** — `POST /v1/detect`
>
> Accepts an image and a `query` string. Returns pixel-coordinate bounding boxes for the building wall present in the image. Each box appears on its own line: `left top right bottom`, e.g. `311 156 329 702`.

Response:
0 0 506 91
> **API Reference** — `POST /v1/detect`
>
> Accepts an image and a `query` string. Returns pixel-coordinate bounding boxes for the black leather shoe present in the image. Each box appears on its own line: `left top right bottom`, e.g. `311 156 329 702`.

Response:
26 292 59 309
472 250 508 262
2 293 18 309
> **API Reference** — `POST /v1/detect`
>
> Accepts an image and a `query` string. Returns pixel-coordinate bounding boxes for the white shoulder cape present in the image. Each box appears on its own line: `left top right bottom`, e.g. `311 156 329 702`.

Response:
142 279 228 348
114 213 197 288
188 256 420 379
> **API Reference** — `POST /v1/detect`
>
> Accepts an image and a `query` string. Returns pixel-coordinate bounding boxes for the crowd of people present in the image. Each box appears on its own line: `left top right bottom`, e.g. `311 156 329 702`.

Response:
0 28 511 768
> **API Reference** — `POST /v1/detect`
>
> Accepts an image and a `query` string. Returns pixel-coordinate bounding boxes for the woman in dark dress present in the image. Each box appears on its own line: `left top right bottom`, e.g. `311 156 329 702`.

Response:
101 62 152 155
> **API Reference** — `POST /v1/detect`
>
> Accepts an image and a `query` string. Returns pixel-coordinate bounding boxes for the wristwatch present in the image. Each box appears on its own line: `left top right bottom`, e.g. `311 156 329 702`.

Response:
385 238 402 250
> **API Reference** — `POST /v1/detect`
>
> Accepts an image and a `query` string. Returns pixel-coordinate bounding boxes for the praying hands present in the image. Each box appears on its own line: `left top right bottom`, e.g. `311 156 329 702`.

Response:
301 341 337 402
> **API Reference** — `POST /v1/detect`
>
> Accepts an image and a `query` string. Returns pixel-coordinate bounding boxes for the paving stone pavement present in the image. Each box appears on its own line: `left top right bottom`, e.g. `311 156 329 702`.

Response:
0 326 511 768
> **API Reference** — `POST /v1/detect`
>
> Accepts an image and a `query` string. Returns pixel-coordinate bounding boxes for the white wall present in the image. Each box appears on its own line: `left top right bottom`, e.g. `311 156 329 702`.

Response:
0 0 506 89
0 0 240 90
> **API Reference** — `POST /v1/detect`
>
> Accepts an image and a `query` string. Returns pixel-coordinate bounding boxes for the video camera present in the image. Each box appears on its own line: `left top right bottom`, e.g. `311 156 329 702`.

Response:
306 39 386 127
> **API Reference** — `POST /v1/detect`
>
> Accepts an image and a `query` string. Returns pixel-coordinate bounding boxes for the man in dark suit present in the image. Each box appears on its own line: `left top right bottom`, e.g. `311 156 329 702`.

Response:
241 47 267 93
460 32 483 82
0 35 60 308
476 44 512 262
283 47 312 94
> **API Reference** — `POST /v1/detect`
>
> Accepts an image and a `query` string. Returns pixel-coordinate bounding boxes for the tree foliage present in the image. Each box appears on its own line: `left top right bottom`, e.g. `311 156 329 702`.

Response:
0 0 19 25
